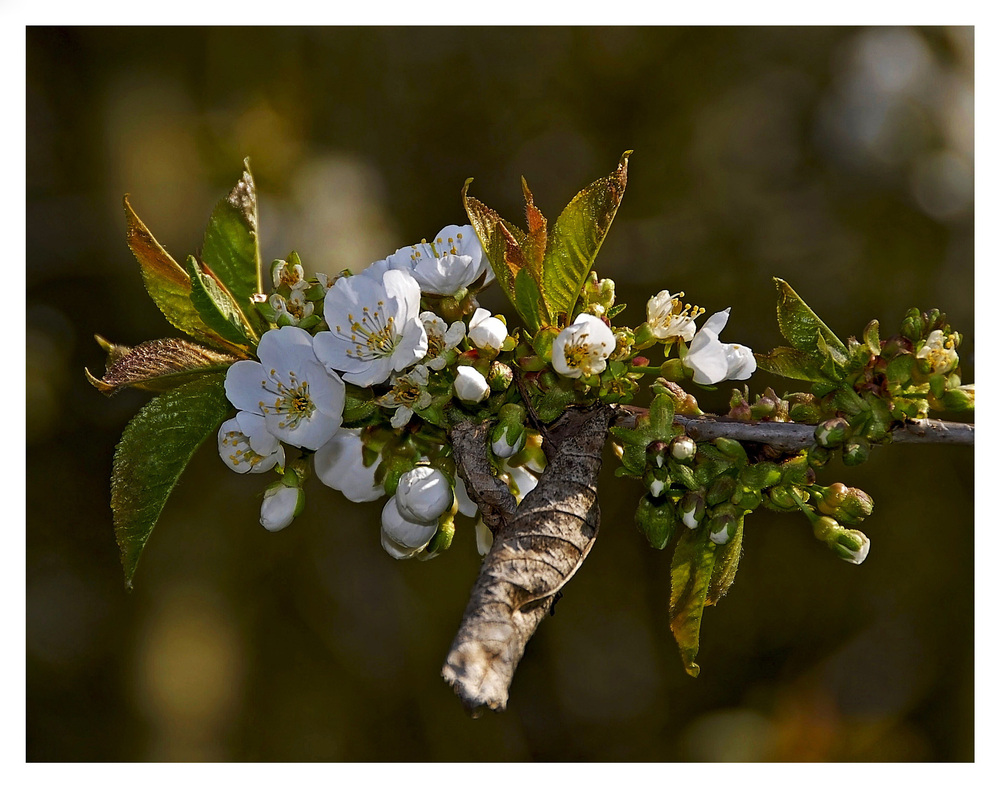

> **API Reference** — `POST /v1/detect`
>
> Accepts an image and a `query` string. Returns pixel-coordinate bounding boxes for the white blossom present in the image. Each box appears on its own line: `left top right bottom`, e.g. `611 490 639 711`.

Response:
271 259 308 291
841 533 871 565
218 414 285 474
646 290 704 342
224 326 345 451
377 365 432 428
491 425 525 459
502 461 539 503
395 466 453 523
270 290 314 326
454 366 490 403
420 311 466 370
682 308 757 385
314 269 428 387
551 313 616 379
314 428 385 503
468 308 508 352
385 225 492 296
260 485 303 532
916 329 959 373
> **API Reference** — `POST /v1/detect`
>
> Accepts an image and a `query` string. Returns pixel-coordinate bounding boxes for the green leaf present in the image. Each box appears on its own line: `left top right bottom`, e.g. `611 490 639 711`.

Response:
342 384 378 425
201 161 263 329
124 196 232 349
669 526 718 677
514 268 546 334
754 346 830 382
111 374 232 588
863 319 881 357
707 516 743 605
542 151 630 322
774 278 848 362
185 256 258 348
86 337 238 395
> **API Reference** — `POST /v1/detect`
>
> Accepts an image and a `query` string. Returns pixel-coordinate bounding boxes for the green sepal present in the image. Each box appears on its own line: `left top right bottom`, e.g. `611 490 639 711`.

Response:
669 526 718 677
773 278 848 364
863 319 881 357
200 161 264 333
422 516 455 558
608 391 678 474
342 385 378 425
185 256 258 348
111 374 232 589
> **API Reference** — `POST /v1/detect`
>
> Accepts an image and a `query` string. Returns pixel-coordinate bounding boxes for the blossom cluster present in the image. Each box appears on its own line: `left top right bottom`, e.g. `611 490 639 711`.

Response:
218 224 757 558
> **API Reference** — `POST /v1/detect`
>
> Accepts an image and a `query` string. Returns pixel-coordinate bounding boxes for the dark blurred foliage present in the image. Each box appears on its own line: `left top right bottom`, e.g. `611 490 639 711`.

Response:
26 27 973 762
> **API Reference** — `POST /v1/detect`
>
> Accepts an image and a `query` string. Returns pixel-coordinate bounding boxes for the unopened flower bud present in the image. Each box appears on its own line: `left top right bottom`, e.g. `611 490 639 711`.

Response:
678 491 705 529
830 528 870 565
260 483 304 532
454 366 490 403
635 494 677 550
835 487 874 526
841 437 870 467
900 308 924 342
643 467 670 498
381 496 439 550
395 466 454 523
767 485 802 512
487 361 514 392
815 417 850 448
468 308 508 352
816 482 848 516
941 383 974 412
707 505 738 545
671 435 697 462
807 444 831 468
491 409 526 459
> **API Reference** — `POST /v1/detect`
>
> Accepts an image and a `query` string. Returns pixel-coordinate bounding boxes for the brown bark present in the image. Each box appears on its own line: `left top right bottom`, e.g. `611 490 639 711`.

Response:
443 406 612 715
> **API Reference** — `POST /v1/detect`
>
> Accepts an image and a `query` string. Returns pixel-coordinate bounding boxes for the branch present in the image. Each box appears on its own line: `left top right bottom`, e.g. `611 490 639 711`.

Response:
442 406 612 715
612 408 974 451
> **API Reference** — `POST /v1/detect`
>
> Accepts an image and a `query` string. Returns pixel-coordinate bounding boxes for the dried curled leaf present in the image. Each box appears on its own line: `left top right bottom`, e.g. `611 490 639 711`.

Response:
87 336 239 395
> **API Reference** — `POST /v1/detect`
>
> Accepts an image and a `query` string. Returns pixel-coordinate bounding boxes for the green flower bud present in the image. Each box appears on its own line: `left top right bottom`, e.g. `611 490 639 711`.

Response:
807 444 831 469
835 486 874 526
812 514 839 541
780 455 815 487
816 482 848 516
814 417 850 448
731 486 762 512
707 473 738 506
635 494 677 549
487 361 515 392
767 484 803 512
678 491 705 529
829 528 870 565
532 326 560 362
713 437 748 465
707 504 739 545
787 392 823 423
670 435 697 462
658 358 687 382
900 308 924 342
842 436 871 466
940 384 974 412
643 465 671 498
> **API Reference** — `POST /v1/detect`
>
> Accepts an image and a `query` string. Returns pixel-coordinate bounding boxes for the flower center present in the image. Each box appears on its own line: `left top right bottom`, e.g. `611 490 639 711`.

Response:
335 300 399 361
260 370 316 430
221 430 268 469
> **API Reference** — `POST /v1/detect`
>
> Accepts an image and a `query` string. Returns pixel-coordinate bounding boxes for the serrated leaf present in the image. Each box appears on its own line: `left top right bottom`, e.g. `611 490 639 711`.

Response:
707 517 743 606
514 267 546 334
607 303 627 319
774 278 848 362
124 196 223 347
112 374 232 588
754 346 830 382
463 180 532 310
669 526 718 677
185 256 258 348
201 161 263 329
86 337 238 395
542 151 630 322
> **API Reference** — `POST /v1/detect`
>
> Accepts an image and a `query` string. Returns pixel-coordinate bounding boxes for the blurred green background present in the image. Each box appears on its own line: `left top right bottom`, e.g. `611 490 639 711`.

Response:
26 27 974 762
